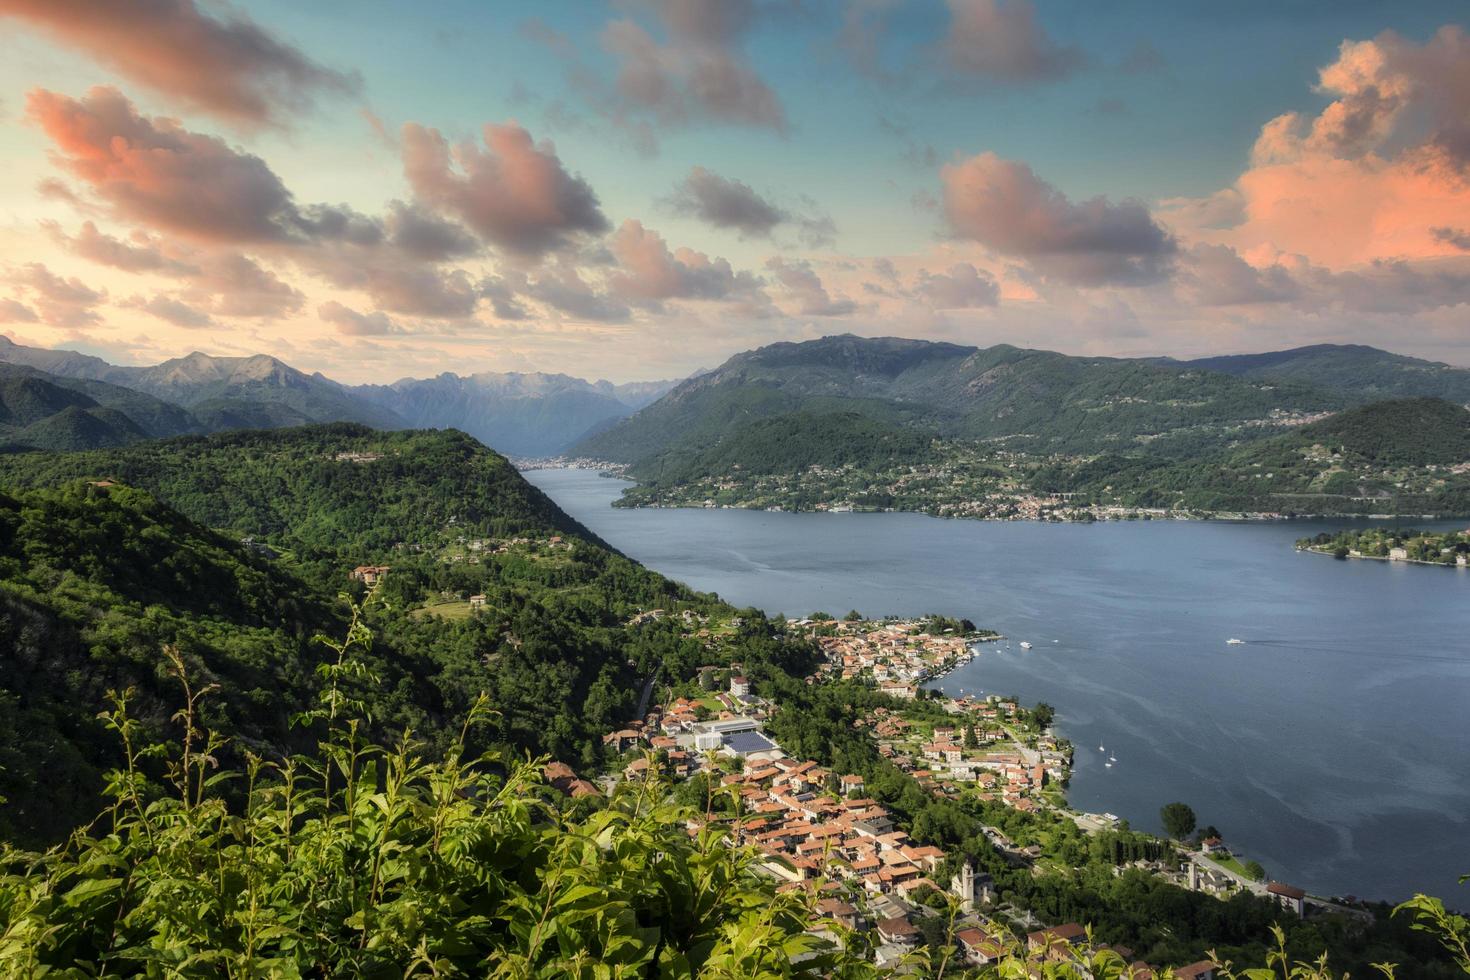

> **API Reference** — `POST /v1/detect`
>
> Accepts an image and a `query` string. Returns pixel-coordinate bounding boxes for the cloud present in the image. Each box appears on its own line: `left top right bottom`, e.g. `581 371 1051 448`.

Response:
401 121 608 257
44 220 197 275
8 262 106 326
524 262 631 322
318 300 401 336
123 293 214 328
666 165 834 245
764 258 857 316
0 299 40 323
384 201 481 262
942 0 1084 85
598 0 786 134
607 219 763 307
182 253 304 318
1179 244 1299 307
912 263 999 308
0 0 358 126
1171 26 1470 270
1431 227 1470 251
27 86 299 242
941 152 1176 285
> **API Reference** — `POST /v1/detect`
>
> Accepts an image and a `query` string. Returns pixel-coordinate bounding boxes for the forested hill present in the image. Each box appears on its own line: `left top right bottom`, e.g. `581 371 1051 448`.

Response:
0 363 202 451
0 424 604 573
0 425 797 846
1037 398 1470 516
575 334 1345 464
1177 344 1470 404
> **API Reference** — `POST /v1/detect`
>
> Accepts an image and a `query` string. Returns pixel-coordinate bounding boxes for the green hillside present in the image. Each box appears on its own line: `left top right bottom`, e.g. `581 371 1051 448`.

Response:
577 335 1343 464
0 364 200 451
0 426 790 846
1181 344 1470 403
1037 398 1470 515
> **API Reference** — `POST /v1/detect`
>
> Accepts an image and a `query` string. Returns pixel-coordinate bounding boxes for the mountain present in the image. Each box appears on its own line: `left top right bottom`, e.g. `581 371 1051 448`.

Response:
1037 398 1470 515
577 334 1346 467
0 363 201 451
0 336 680 454
1175 344 1470 403
352 371 679 456
0 336 402 430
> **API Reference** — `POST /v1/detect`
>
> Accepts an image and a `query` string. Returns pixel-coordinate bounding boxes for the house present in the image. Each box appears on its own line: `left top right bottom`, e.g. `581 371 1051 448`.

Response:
840 774 866 796
956 927 1004 966
1173 961 1218 980
1267 882 1306 917
1027 923 1087 958
351 565 390 586
602 729 645 753
1200 836 1227 855
1388 547 1409 561
729 675 750 697
815 898 858 930
876 915 919 949
468 594 487 609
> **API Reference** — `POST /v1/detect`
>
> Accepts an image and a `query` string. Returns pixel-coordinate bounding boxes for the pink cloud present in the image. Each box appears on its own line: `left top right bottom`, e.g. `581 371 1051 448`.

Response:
27 86 297 242
401 121 608 257
608 219 762 307
942 152 1175 286
0 0 357 126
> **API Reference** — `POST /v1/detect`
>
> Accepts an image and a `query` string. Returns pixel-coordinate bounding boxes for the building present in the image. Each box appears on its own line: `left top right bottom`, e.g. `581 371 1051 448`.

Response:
876 915 919 949
1027 923 1087 959
1173 961 1218 980
950 860 994 910
956 927 1004 966
729 675 750 697
351 565 390 586
1388 547 1409 561
1267 882 1307 917
469 594 487 609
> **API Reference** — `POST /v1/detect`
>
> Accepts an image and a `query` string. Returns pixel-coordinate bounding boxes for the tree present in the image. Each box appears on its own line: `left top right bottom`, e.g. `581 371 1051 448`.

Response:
963 723 978 749
1031 702 1055 729
844 609 864 622
1160 801 1197 840
1244 860 1266 881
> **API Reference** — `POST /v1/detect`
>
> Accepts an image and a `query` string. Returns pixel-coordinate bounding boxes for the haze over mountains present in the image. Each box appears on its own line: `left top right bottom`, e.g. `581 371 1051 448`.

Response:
0 335 678 455
5 333 1469 478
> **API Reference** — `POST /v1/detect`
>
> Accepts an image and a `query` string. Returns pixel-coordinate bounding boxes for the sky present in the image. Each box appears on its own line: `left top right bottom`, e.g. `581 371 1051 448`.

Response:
2 1 1470 383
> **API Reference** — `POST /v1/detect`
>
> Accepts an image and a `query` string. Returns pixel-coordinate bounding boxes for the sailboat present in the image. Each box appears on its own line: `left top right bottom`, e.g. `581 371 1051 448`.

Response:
1104 761 1113 768
1019 641 1033 649
1108 754 1117 763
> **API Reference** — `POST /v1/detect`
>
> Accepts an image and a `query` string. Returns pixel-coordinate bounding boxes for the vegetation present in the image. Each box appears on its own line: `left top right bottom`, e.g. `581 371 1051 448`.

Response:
1298 528 1470 565
1161 802 1198 840
0 426 795 847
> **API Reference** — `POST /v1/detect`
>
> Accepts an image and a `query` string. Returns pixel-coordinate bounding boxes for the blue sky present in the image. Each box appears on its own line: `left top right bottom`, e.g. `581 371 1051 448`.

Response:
1 1 1469 381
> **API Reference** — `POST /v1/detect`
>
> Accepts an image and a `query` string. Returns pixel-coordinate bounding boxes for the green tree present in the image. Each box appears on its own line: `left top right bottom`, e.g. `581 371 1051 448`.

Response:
1161 801 1197 839
1244 860 1266 881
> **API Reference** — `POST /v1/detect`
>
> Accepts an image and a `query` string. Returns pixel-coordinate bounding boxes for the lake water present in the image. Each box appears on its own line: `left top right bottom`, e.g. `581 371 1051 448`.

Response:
526 467 1470 903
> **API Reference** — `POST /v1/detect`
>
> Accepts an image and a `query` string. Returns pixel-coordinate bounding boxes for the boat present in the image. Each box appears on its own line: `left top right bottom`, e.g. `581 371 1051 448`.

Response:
1109 755 1117 762
1019 641 1033 649
1104 762 1113 768
1098 745 1104 751
1227 638 1246 645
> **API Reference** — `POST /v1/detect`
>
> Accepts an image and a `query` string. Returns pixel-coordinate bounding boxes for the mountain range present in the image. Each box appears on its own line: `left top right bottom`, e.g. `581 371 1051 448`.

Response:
0 335 678 454
575 335 1470 467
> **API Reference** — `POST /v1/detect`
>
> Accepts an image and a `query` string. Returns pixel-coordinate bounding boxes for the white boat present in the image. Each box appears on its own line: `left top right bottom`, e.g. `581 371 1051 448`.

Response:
1109 755 1117 762
1104 762 1113 768
1098 745 1104 751
1019 641 1033 649
1227 638 1246 645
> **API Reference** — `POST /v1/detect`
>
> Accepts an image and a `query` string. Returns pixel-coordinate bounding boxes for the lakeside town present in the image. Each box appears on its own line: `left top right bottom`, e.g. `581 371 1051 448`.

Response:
525 612 1353 973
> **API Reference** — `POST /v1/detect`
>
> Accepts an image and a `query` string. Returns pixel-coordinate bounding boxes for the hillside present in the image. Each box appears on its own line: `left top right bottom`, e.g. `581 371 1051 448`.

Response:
576 335 1344 464
1180 344 1470 404
1037 398 1470 516
353 370 679 456
0 363 201 450
0 425 779 845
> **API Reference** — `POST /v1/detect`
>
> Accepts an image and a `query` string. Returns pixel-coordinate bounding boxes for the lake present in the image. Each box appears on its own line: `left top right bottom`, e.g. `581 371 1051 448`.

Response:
526 467 1470 903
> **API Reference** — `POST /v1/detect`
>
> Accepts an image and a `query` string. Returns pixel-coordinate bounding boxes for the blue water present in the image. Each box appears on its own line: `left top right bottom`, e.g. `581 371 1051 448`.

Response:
527 468 1470 903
